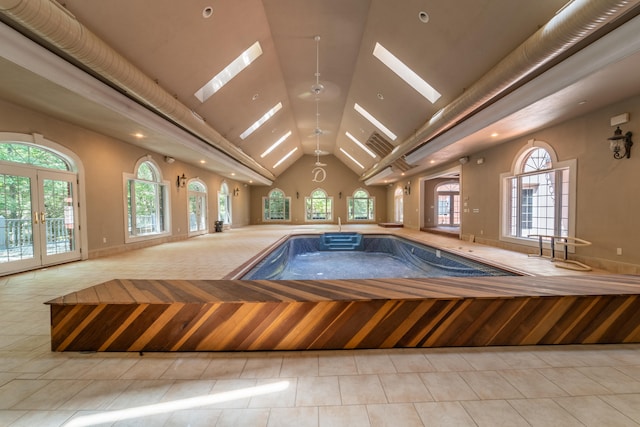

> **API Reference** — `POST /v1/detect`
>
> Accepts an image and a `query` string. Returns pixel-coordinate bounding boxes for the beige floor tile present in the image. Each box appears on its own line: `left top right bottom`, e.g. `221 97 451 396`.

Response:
58 379 133 410
241 356 284 379
79 357 139 380
498 369 568 398
164 408 222 427
318 353 358 376
267 406 318 427
0 379 51 410
508 398 583 426
538 367 613 396
460 351 513 371
249 378 297 408
106 379 174 410
576 366 640 393
378 373 433 403
296 376 342 407
419 372 478 401
118 358 174 380
554 395 638 426
280 354 319 377
366 403 424 427
459 371 524 400
388 351 435 373
38 358 103 380
599 394 640 424
160 379 215 402
160 357 213 380
318 405 370 427
461 400 530 427
414 401 476 426
423 351 475 372
339 375 387 405
216 408 270 427
11 379 91 410
201 356 248 379
207 378 257 409
5 410 76 427
354 353 397 374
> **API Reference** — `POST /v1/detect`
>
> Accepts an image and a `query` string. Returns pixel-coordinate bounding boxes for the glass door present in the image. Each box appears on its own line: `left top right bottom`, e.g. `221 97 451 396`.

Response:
0 166 79 275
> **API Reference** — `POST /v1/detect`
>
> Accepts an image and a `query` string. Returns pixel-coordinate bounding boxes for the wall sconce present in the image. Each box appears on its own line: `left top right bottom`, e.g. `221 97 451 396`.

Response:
404 181 411 195
339 191 342 199
233 187 240 196
296 191 299 199
608 126 633 159
176 173 186 188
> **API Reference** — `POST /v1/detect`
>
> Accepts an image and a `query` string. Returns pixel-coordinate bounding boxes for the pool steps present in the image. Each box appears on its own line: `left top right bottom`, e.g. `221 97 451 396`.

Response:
319 232 364 251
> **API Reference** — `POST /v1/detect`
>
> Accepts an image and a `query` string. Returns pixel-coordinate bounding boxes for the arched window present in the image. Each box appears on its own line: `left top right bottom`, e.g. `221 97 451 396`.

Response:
347 188 375 221
305 188 333 222
501 142 575 242
218 181 231 225
394 187 403 223
125 157 169 241
436 181 460 226
0 137 82 274
188 180 208 236
263 188 291 221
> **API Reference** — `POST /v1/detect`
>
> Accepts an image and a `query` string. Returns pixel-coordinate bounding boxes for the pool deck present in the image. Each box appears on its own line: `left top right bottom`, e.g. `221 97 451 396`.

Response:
46 273 640 352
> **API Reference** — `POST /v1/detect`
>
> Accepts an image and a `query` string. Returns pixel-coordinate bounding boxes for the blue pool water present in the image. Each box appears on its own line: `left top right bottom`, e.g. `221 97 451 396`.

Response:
241 233 518 280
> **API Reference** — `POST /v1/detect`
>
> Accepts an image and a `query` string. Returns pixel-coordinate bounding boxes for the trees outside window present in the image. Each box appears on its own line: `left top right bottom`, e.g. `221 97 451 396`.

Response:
125 158 169 241
305 188 332 221
347 188 375 221
263 189 291 221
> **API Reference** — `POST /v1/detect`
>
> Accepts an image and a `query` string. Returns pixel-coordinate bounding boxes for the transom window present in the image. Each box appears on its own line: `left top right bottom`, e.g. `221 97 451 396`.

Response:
125 158 169 241
263 188 291 221
436 181 460 226
0 142 70 170
502 144 574 242
347 188 375 221
305 188 333 222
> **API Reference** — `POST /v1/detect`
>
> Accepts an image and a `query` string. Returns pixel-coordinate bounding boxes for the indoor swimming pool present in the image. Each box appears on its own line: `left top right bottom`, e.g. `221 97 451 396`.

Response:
241 233 519 280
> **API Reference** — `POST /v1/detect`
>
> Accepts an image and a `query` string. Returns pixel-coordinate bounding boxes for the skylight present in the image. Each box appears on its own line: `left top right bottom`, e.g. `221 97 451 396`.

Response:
273 147 298 168
195 41 263 103
354 103 397 141
260 130 292 158
373 42 441 104
345 131 376 158
240 102 282 140
339 148 364 169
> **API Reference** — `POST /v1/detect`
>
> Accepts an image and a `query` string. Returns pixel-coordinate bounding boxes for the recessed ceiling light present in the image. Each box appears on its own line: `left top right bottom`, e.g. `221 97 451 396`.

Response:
578 100 587 105
354 103 397 141
231 172 235 176
345 131 376 158
240 102 282 140
133 132 144 139
202 6 213 18
273 147 298 168
199 160 206 164
261 130 292 158
373 42 441 103
418 11 429 23
339 148 364 169
194 41 263 103
252 93 259 101
430 160 436 164
491 132 499 137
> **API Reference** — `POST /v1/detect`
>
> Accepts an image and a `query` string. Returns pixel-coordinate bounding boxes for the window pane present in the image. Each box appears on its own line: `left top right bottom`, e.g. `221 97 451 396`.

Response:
0 143 69 170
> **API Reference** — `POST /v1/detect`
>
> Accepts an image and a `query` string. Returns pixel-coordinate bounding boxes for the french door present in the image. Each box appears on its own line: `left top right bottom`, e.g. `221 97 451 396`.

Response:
0 164 80 275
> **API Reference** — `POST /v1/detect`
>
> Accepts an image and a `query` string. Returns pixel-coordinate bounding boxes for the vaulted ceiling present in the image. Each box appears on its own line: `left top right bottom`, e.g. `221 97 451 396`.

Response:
1 0 640 185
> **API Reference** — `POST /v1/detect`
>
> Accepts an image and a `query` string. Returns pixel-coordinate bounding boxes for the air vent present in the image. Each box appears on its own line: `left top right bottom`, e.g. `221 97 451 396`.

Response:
365 132 415 172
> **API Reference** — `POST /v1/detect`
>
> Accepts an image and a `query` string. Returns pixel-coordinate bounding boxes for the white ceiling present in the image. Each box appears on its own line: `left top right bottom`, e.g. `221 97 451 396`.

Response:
1 0 639 185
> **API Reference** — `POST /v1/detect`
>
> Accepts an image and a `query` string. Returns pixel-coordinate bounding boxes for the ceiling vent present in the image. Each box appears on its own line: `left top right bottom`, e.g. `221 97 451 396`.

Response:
365 132 414 172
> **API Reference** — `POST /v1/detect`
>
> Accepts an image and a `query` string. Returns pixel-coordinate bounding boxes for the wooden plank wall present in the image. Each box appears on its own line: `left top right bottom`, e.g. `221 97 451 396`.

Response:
47 275 640 352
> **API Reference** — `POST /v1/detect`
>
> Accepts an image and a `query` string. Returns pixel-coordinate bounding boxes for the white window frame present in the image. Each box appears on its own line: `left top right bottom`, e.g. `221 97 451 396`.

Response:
499 140 576 249
123 156 171 243
347 188 375 222
187 179 208 237
217 181 232 228
262 188 291 222
305 188 333 222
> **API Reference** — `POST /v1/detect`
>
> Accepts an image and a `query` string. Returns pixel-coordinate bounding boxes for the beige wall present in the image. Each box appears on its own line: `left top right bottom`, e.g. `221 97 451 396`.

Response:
0 99 250 258
250 154 388 225
393 95 640 272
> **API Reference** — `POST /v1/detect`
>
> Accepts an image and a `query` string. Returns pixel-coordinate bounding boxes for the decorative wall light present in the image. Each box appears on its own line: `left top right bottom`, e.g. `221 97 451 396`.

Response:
339 191 342 199
164 156 175 164
404 181 411 195
296 191 299 199
176 173 187 188
608 126 633 159
233 187 240 196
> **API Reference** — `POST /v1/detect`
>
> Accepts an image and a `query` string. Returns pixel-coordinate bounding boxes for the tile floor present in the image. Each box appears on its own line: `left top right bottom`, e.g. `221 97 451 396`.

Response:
1 224 639 426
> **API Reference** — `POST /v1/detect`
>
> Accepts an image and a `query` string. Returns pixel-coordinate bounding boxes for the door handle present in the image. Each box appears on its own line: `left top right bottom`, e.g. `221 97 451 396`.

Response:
40 212 46 223
33 211 39 224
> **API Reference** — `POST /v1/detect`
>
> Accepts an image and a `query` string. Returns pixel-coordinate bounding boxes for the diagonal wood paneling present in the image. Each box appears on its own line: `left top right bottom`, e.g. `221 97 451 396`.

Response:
46 275 640 352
